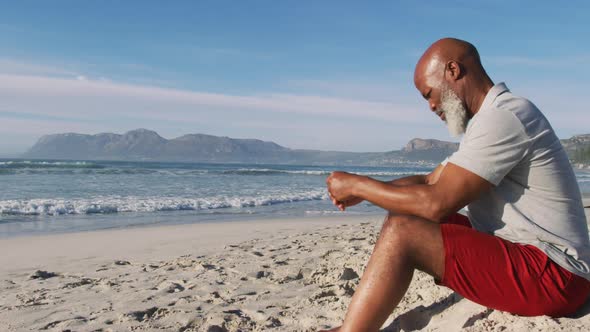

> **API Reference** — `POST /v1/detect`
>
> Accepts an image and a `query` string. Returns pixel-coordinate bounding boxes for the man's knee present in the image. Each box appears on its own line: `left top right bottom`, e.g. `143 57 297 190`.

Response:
380 213 445 275
380 213 425 244
383 213 422 231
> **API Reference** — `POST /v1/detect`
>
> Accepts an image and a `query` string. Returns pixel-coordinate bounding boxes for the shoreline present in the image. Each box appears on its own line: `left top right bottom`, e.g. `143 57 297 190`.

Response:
0 210 384 240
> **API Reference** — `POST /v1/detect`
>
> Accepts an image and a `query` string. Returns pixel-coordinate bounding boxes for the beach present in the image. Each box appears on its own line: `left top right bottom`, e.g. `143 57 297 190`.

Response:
1 3 589 331
1 205 589 332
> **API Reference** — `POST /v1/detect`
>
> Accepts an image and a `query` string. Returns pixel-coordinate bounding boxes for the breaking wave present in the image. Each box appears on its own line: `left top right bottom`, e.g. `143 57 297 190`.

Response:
222 168 429 177
0 161 429 177
0 160 104 169
0 191 329 216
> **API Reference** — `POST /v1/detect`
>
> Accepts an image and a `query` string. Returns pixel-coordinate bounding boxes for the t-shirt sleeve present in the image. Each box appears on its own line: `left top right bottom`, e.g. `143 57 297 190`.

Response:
448 110 531 186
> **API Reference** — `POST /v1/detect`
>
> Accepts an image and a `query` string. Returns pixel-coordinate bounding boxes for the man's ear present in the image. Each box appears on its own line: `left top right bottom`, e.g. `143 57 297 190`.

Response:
445 61 462 81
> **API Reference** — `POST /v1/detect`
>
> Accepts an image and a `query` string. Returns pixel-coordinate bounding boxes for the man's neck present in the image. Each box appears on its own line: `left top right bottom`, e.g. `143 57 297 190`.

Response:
466 78 494 117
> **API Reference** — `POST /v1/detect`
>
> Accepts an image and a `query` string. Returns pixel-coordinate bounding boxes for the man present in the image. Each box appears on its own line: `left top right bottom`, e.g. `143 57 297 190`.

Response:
323 38 590 332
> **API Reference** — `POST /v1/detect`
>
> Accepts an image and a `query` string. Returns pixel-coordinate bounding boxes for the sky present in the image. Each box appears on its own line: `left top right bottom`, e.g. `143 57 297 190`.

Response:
0 1 589 155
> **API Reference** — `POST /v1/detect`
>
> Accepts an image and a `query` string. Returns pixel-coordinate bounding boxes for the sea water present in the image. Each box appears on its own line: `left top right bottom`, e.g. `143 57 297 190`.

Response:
1 159 588 238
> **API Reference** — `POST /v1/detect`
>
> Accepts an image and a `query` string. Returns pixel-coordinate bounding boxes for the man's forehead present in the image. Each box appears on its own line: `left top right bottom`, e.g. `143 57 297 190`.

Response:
414 54 443 89
414 73 428 92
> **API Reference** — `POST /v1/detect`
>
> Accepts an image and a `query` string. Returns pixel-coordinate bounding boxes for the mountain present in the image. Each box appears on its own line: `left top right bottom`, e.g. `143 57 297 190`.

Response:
23 129 442 165
22 129 590 167
401 138 459 162
560 134 590 166
24 129 292 163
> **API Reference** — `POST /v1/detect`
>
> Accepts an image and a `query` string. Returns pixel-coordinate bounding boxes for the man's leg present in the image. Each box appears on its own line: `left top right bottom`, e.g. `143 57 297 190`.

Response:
324 212 590 332
328 213 446 332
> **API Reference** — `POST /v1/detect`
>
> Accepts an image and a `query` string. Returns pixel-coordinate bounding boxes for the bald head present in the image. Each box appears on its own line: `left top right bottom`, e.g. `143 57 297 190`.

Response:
414 38 485 87
413 38 494 123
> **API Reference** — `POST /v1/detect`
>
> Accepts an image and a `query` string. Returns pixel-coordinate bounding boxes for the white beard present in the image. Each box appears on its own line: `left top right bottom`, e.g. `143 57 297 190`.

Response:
440 85 468 137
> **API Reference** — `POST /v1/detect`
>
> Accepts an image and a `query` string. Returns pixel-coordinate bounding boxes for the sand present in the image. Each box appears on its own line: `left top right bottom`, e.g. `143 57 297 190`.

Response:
1 208 589 331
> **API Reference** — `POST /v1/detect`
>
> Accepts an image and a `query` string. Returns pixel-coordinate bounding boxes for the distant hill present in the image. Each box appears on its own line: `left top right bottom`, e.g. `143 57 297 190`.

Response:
560 134 590 167
22 129 590 167
401 138 459 162
23 129 448 166
24 129 291 163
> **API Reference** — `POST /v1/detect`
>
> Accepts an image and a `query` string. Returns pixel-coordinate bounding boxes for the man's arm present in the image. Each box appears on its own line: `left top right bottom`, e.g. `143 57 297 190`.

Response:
389 163 445 186
331 164 446 210
327 162 491 222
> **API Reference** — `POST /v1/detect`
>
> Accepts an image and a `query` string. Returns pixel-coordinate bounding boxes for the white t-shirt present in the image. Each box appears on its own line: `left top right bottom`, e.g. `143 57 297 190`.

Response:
447 82 590 280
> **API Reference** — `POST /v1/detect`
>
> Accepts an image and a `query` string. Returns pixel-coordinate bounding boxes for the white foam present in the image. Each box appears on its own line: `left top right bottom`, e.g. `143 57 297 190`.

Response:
226 168 429 177
0 190 330 216
0 160 94 166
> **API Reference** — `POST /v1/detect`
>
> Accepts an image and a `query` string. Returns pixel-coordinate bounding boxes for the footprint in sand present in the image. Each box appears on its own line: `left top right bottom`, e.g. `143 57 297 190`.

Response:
29 270 58 280
120 306 166 322
155 280 186 293
114 260 131 266
40 316 88 330
62 277 98 289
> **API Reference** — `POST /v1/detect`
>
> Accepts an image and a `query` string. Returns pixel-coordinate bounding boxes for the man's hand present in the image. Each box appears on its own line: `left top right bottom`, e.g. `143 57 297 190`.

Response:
326 171 365 211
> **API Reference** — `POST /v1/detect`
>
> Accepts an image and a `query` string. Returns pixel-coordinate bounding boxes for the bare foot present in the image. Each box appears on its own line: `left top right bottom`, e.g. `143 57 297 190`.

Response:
319 327 341 332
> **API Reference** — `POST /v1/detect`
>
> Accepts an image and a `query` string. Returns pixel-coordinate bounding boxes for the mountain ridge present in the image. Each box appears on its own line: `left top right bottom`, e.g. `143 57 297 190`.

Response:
22 129 590 167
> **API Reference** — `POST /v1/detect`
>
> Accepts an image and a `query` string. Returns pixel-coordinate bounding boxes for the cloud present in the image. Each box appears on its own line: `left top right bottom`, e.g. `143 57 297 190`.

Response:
0 73 435 153
0 59 79 77
0 118 99 136
287 77 416 103
0 57 174 88
0 74 424 124
0 60 586 154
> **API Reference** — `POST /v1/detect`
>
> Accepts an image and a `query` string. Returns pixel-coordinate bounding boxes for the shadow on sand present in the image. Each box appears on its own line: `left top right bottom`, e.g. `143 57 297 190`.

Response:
381 293 462 331
381 292 590 331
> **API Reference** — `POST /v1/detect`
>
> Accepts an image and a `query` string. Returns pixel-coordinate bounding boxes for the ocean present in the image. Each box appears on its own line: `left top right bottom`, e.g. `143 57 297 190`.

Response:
1 159 589 238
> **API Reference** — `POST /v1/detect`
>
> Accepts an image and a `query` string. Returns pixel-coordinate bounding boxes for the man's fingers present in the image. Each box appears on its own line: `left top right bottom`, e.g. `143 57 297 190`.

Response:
328 192 337 204
327 183 347 211
329 192 345 211
329 194 340 207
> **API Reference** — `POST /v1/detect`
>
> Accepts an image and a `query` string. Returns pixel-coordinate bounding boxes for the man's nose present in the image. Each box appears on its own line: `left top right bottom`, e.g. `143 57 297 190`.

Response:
429 102 437 112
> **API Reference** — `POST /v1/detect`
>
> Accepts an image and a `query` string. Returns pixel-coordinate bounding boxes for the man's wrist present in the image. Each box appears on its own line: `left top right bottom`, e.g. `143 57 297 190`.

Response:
351 175 370 199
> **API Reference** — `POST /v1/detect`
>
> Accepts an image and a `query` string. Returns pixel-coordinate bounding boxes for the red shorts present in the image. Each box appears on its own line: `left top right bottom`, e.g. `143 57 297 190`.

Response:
439 213 590 317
